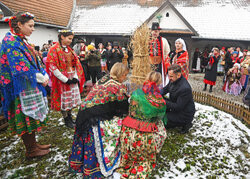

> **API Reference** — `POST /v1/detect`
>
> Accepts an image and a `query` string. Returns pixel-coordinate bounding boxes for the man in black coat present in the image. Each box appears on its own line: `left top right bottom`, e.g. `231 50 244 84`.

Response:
161 64 195 134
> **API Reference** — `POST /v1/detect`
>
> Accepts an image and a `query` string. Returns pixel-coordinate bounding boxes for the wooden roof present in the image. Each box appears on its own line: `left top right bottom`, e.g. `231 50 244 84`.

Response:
1 0 74 27
76 0 164 7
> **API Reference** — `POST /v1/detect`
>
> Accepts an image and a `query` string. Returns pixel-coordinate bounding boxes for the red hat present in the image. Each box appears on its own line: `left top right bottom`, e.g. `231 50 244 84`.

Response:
243 49 248 52
221 47 225 50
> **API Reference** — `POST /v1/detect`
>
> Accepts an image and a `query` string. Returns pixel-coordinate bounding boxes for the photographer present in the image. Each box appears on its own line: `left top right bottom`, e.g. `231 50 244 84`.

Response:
107 41 124 70
85 44 101 84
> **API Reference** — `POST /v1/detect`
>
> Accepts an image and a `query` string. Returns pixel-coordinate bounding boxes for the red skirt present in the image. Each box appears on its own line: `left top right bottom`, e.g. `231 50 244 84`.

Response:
204 79 216 86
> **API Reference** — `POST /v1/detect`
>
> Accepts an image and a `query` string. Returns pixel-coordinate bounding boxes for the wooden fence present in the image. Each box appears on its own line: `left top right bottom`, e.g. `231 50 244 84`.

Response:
192 91 250 125
0 91 249 130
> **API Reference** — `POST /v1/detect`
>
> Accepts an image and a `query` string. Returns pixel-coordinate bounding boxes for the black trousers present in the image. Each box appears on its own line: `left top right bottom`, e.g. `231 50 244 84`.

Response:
165 112 193 129
89 66 102 84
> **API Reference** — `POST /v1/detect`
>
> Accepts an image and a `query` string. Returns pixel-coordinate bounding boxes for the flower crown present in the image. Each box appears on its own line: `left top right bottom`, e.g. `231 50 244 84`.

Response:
58 29 74 34
4 12 34 22
21 12 35 18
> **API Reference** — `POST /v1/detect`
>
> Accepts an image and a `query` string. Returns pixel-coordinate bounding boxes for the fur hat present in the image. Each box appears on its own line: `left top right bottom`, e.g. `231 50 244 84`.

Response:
151 22 161 30
87 45 94 51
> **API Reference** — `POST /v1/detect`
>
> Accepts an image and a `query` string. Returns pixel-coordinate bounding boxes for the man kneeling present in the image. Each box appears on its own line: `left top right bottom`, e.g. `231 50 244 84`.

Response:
161 64 195 134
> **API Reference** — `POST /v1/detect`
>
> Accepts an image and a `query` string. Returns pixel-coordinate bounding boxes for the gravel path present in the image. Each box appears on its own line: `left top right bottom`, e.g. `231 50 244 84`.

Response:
188 73 245 105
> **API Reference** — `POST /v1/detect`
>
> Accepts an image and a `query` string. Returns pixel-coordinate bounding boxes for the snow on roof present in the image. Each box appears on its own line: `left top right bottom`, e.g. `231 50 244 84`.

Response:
176 2 250 41
71 4 158 35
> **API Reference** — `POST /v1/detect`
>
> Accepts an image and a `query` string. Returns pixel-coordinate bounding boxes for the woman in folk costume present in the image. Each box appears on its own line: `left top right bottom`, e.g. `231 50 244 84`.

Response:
69 63 129 178
231 51 241 64
0 12 50 158
98 43 108 74
115 71 167 179
46 30 85 129
149 22 170 86
164 38 189 83
203 48 221 92
217 47 226 76
240 50 249 90
225 63 242 96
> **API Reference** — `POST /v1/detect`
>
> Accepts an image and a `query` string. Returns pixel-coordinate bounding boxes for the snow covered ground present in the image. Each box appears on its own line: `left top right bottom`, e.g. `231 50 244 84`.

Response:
154 103 250 179
0 103 249 178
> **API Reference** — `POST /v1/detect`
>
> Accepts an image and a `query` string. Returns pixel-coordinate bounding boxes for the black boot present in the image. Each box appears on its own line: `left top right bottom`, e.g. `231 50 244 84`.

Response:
203 84 207 91
209 85 213 93
67 111 75 124
64 116 74 129
180 123 193 134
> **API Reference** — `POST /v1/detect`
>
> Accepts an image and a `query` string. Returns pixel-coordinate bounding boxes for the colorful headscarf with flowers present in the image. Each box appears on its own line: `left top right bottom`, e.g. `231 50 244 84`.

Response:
130 81 166 122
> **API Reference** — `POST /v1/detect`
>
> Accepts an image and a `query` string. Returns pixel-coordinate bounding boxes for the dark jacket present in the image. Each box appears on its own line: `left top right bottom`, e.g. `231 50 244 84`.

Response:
225 51 233 72
161 76 195 124
107 48 124 69
85 50 101 67
204 55 220 82
192 51 201 69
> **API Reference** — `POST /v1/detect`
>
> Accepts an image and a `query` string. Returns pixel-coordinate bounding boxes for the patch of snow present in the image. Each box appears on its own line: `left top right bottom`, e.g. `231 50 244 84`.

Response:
176 3 250 40
159 103 250 178
71 4 158 35
176 159 186 170
58 117 64 126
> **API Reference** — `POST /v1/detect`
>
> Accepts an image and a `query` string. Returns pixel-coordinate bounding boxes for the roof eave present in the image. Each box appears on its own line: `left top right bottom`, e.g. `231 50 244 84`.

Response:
160 29 194 34
0 17 66 29
144 0 199 36
35 21 67 29
67 0 77 29
74 32 132 36
0 2 14 16
192 36 250 42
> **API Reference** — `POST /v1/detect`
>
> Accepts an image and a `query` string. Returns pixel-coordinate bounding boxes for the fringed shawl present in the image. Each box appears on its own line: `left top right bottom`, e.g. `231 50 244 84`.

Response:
0 32 47 117
46 42 85 111
122 81 166 132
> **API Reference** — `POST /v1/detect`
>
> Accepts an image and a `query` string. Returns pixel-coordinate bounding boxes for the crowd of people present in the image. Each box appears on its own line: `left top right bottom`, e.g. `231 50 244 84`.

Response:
192 46 250 99
0 11 249 179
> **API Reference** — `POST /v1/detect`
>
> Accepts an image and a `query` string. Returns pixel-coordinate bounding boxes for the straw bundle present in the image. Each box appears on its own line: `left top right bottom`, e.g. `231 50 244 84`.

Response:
129 24 152 86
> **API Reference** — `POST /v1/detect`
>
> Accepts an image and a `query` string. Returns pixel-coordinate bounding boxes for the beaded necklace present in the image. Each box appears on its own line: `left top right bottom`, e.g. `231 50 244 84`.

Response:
149 38 162 57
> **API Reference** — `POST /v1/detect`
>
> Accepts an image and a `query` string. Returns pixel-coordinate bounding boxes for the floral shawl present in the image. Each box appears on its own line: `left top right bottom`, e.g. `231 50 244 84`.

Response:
75 75 129 135
0 32 47 117
46 42 85 111
164 50 189 79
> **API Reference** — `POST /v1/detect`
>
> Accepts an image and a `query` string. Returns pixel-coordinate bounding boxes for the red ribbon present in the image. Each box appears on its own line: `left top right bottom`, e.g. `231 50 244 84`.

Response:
209 56 214 65
5 16 25 38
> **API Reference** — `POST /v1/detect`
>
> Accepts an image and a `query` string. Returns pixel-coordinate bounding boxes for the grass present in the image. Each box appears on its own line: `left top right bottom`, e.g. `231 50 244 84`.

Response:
0 104 249 178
